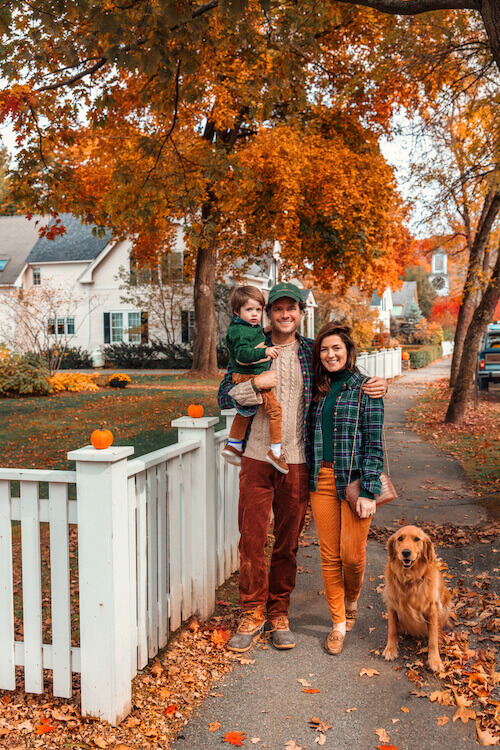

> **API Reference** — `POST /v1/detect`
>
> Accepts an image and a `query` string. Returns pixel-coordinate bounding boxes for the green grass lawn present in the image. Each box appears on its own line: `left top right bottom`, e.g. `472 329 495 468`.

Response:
1 374 223 470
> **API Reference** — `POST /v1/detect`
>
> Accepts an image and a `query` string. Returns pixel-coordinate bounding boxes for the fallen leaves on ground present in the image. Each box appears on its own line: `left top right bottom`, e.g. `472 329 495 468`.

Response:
375 728 391 743
360 668 380 677
35 717 56 734
208 721 221 731
223 730 247 746
436 716 449 726
309 717 333 733
302 688 321 693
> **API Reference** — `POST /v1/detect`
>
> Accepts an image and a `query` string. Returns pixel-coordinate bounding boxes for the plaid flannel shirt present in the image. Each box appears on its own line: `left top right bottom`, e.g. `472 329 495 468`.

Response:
307 370 384 496
217 332 314 450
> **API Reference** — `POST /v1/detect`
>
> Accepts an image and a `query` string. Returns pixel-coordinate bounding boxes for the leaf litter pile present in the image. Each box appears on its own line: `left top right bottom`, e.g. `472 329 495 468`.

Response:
0 612 239 750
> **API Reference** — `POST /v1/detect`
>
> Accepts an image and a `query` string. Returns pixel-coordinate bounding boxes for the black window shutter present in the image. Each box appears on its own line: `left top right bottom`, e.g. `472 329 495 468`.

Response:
141 311 149 343
104 312 110 344
181 310 188 343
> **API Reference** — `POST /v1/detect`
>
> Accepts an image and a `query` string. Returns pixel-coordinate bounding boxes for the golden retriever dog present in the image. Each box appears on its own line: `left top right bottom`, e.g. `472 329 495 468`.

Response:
383 525 452 672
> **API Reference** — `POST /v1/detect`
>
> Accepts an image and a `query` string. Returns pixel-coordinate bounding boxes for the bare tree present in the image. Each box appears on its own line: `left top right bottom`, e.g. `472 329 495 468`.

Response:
0 283 98 374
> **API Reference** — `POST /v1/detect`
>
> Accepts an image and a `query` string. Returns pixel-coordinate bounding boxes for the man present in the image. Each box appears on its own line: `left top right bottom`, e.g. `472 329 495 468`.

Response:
218 282 387 652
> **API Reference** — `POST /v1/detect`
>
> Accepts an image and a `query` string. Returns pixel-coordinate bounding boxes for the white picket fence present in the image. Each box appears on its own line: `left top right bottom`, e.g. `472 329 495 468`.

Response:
357 347 402 379
0 411 240 725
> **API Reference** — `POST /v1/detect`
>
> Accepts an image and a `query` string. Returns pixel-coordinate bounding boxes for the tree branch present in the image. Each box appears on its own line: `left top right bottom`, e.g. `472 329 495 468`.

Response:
142 60 181 186
333 0 479 14
37 57 108 92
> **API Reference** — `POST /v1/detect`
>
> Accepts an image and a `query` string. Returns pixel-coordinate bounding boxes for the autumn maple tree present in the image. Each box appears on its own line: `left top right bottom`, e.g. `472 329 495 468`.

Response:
0 1 415 373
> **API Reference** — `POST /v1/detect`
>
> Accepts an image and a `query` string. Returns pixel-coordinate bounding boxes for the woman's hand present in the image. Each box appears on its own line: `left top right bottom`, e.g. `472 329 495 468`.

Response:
356 497 376 519
362 377 387 398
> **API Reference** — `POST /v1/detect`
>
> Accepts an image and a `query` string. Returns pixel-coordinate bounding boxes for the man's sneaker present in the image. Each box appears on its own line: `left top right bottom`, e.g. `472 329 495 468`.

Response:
268 616 296 649
221 443 243 466
227 606 265 653
265 450 289 474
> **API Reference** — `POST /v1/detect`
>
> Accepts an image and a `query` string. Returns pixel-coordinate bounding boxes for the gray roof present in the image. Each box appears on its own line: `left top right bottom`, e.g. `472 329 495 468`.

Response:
26 213 113 264
370 290 382 306
392 281 418 311
0 214 44 285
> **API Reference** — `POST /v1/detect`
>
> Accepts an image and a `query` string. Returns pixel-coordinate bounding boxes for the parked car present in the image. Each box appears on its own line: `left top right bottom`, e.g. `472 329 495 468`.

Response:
477 323 500 391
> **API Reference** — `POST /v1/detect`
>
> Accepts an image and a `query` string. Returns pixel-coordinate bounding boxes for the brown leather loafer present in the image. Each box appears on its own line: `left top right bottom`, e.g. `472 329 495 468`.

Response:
345 609 358 632
325 629 345 655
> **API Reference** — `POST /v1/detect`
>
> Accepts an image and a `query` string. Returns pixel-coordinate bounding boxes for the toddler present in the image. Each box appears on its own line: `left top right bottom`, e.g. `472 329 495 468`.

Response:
221 285 288 474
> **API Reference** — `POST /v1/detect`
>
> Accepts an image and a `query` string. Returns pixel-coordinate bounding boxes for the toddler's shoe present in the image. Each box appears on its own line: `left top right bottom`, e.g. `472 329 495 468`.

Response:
265 449 289 474
221 443 243 466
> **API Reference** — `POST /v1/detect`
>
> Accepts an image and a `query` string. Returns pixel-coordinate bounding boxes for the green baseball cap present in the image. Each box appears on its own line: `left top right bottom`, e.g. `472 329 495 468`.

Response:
268 282 303 306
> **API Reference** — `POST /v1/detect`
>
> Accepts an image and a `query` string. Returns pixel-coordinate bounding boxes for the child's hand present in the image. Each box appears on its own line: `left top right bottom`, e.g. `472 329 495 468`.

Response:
265 346 281 359
263 325 272 335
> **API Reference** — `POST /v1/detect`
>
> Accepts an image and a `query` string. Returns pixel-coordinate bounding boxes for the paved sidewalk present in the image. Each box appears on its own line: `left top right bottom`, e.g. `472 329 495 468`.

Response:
170 358 492 750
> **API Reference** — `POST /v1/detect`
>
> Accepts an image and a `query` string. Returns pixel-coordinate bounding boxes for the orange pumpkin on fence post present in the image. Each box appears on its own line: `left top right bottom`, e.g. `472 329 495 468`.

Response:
187 404 204 418
90 426 114 450
402 351 410 361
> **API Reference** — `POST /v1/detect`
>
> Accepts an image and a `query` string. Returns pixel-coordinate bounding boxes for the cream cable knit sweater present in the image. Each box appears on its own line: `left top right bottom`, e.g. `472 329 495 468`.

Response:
228 339 306 464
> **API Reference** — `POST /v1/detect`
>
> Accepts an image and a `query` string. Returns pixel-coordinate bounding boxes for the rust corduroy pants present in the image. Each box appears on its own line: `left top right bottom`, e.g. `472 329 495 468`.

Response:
238 457 309 619
309 465 372 623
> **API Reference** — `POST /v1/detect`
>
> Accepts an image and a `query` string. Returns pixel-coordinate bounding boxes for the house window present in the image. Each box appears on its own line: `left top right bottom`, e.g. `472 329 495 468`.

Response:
106 311 145 344
0 259 8 272
181 310 195 343
47 317 75 336
32 268 41 285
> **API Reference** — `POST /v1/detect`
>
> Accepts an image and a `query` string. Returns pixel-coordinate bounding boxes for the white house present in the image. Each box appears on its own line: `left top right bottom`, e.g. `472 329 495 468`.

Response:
0 214 317 359
370 281 419 332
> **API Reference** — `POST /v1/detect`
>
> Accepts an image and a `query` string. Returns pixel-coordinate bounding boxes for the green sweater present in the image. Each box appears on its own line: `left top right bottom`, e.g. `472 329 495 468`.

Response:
322 369 375 499
226 316 271 375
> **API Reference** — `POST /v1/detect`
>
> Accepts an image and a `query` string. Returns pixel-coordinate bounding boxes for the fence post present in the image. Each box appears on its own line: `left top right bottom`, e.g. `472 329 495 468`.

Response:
67 445 134 726
171 416 218 621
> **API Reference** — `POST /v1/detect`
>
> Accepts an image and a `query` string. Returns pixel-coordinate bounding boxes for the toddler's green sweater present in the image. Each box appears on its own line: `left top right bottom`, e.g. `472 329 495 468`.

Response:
226 316 271 375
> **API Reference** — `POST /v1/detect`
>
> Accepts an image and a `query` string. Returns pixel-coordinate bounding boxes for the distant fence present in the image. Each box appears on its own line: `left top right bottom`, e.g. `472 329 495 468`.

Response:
0 412 240 725
357 347 402 379
441 341 454 356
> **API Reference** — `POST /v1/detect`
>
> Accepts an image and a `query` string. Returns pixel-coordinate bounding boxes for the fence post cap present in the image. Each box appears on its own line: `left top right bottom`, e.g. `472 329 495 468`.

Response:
221 409 237 416
171 416 219 429
67 445 134 462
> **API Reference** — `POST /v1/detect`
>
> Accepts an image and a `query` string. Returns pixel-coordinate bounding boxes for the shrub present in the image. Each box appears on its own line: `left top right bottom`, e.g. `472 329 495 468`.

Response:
43 346 93 370
49 372 100 393
0 352 51 397
103 342 157 368
409 345 442 369
151 341 193 368
108 373 131 388
372 332 391 349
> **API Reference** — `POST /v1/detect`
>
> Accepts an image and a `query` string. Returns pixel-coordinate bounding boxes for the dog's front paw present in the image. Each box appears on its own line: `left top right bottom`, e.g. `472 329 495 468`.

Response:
428 655 444 673
383 643 398 661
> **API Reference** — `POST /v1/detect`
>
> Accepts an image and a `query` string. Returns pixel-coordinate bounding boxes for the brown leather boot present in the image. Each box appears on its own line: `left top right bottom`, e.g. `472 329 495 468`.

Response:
268 616 296 649
227 606 265 653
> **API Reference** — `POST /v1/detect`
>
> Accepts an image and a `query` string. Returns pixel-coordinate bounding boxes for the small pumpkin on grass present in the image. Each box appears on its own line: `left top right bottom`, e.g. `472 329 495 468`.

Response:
91 425 114 450
187 404 204 418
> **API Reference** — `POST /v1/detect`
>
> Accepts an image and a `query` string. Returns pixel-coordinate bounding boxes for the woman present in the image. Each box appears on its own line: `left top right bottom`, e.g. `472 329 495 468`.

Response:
307 322 384 655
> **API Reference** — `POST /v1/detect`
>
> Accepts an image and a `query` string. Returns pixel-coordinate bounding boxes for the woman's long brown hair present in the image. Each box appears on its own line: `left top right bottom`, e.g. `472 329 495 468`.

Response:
313 323 358 401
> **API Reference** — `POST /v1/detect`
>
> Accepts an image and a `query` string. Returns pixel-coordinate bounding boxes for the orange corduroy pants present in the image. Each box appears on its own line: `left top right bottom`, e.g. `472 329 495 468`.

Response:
309 465 372 623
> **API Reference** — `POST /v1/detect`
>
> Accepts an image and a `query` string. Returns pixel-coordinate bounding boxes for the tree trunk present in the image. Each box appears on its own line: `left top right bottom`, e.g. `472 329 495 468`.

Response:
449 189 500 387
480 0 500 73
191 235 219 375
445 245 500 424
189 115 245 375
